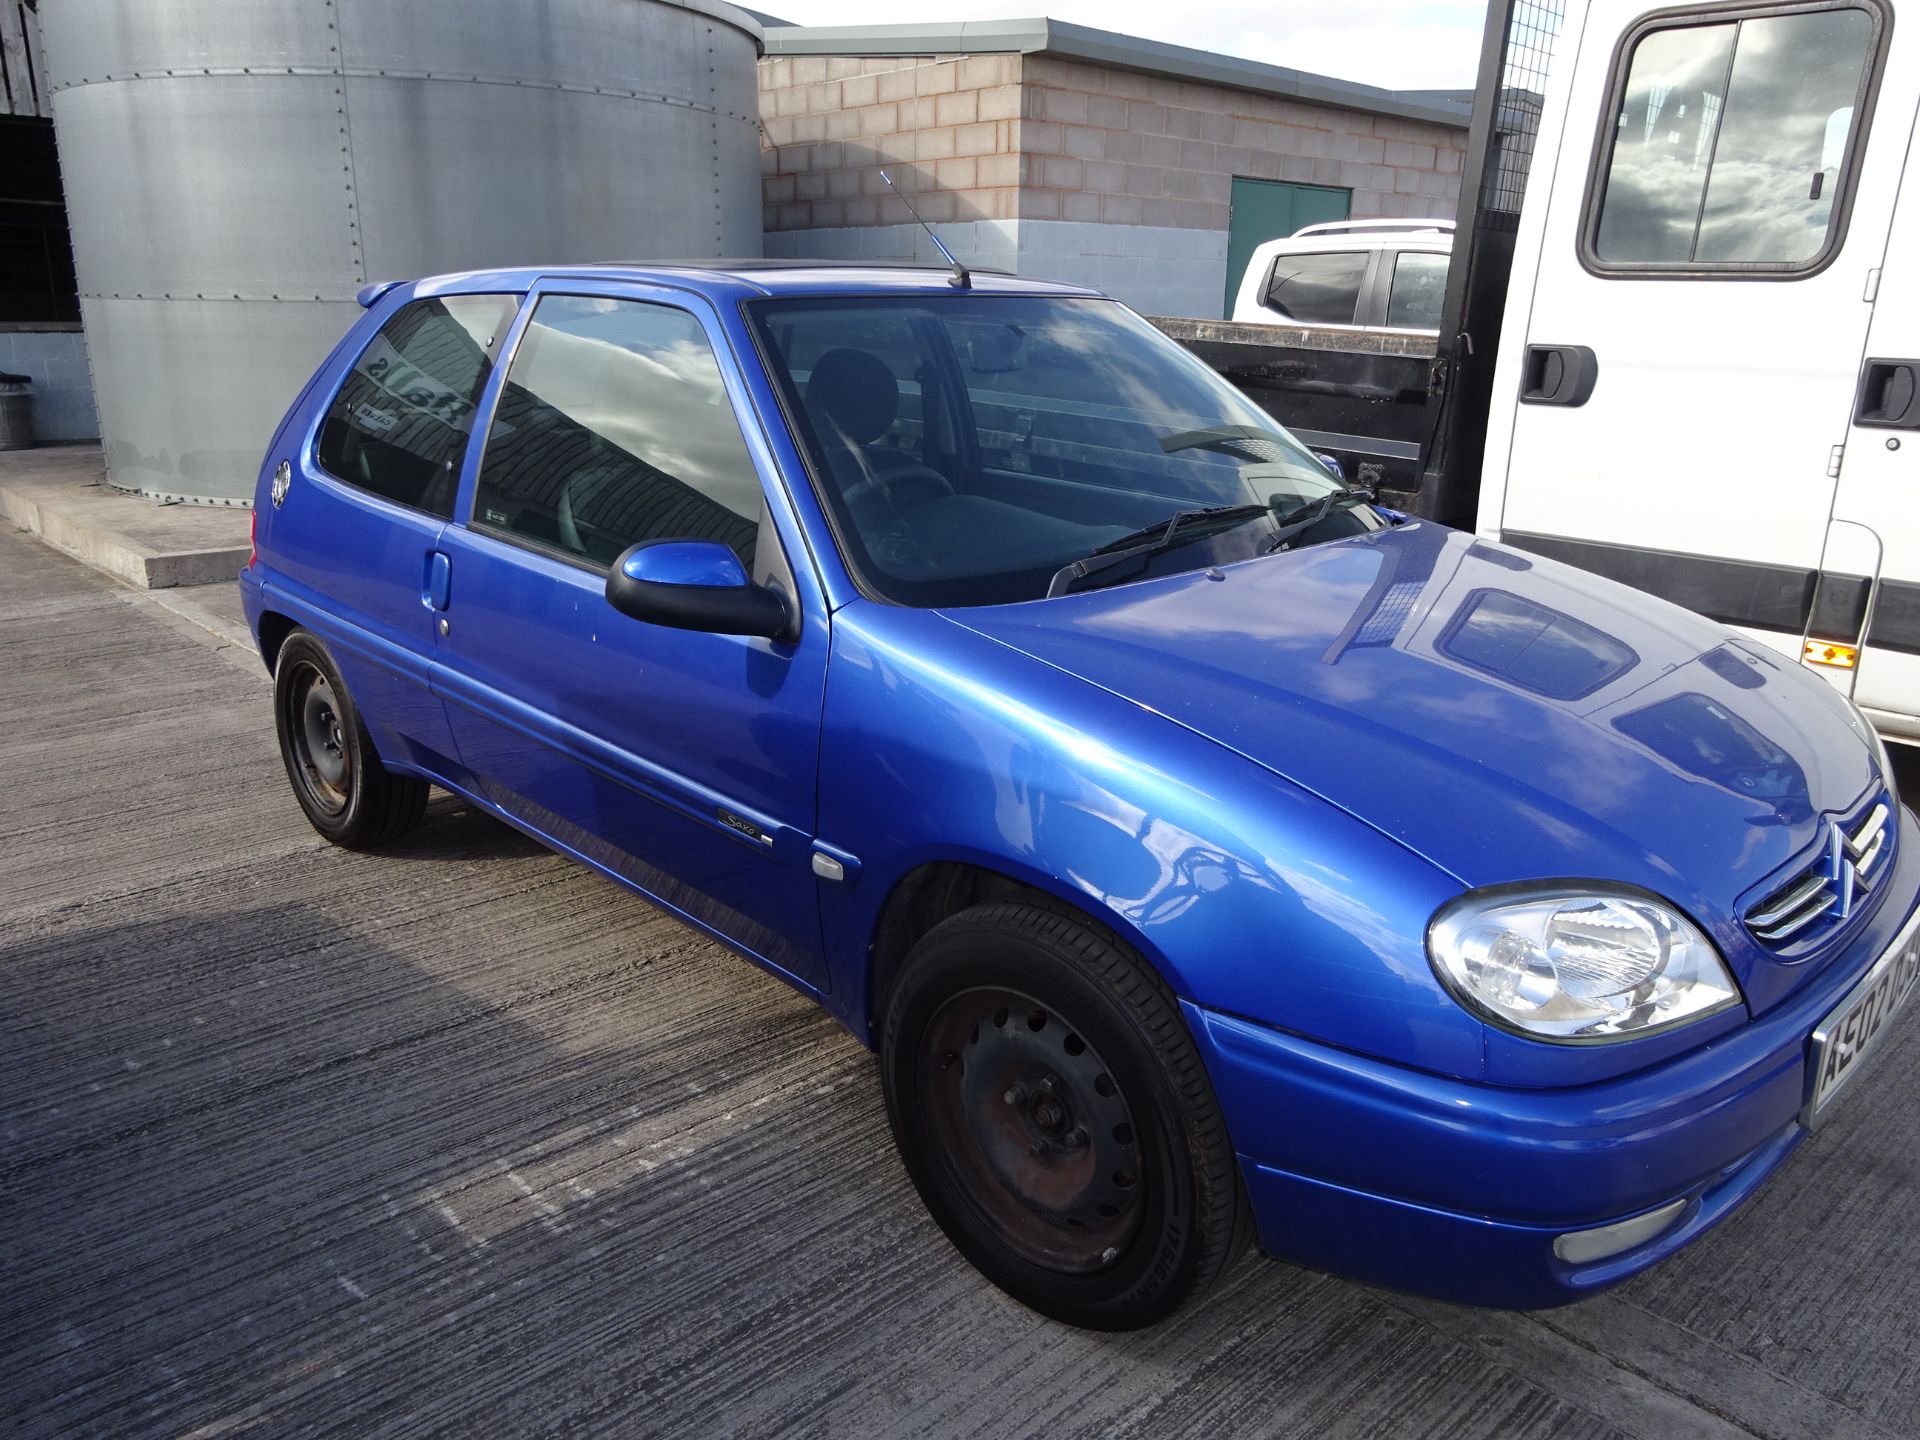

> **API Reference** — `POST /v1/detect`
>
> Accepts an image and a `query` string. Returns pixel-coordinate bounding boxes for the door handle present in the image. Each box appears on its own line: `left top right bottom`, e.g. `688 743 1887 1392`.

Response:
1519 344 1598 407
424 551 452 611
1854 358 1920 429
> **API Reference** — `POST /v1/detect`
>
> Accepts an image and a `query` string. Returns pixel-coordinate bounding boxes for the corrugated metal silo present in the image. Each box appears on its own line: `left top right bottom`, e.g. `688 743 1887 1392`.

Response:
40 0 764 503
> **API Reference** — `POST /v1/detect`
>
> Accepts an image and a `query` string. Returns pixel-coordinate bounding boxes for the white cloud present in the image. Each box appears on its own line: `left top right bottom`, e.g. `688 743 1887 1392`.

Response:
761 1 1489 91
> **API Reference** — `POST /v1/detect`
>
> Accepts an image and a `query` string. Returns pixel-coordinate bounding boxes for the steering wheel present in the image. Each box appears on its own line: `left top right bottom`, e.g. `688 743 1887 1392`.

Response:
842 460 956 513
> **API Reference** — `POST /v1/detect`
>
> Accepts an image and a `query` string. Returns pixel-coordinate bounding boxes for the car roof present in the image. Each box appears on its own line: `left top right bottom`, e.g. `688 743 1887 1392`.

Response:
1254 231 1454 257
392 260 1107 307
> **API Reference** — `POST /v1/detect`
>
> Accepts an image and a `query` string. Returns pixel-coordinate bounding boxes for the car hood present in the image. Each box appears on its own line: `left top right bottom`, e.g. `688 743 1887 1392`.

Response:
940 522 1884 1010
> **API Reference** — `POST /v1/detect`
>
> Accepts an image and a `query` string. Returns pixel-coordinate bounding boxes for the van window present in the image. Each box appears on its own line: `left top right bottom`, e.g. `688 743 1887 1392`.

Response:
1262 252 1368 324
1590 5 1879 271
316 295 519 516
473 295 759 569
1386 252 1449 328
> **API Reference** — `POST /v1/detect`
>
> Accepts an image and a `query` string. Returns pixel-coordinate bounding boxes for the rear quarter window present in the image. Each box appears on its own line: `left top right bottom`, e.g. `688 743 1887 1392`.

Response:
316 294 520 515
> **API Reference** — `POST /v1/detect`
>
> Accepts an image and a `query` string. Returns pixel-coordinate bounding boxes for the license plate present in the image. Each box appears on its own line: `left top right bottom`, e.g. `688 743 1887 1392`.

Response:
1804 905 1920 1126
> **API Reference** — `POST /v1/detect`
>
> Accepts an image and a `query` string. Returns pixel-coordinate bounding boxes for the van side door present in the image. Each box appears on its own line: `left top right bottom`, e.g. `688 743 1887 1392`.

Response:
1481 0 1913 656
1831 101 1920 734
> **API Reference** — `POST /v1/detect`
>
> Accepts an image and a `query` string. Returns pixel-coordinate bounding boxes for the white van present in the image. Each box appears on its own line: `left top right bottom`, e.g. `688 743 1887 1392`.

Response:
1478 0 1920 743
1228 219 1454 331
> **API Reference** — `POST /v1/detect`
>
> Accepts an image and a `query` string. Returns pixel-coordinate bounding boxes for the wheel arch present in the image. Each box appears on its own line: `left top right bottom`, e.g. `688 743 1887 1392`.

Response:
255 609 298 675
865 857 1183 1046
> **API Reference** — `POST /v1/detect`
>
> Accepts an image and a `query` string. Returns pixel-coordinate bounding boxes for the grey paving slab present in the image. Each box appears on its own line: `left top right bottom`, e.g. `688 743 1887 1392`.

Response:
1 528 1917 1439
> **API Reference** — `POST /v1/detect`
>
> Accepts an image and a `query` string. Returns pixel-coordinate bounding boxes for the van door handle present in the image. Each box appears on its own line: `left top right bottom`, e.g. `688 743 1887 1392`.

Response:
1854 358 1920 429
1519 344 1598 407
424 551 452 611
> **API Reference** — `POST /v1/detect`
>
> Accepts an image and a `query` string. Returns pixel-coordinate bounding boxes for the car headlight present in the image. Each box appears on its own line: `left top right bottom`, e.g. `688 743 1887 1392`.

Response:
1427 886 1741 1042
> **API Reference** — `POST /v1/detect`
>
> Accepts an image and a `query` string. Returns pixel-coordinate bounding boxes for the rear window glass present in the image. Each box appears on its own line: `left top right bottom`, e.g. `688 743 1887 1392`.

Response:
1262 251 1367 325
1386 252 1448 328
317 295 519 516
1590 5 1878 270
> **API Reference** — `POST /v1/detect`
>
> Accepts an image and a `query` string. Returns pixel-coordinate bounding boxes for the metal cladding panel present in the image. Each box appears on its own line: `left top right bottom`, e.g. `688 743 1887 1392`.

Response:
82 297 360 502
37 0 340 81
54 76 354 300
349 80 762 277
335 0 761 110
46 0 765 502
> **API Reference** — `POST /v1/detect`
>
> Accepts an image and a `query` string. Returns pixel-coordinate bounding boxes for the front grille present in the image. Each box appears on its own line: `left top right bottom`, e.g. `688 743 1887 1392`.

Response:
1746 798 1892 945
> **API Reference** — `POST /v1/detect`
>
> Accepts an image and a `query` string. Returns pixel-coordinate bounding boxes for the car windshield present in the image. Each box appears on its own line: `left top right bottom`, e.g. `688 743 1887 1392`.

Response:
749 294 1377 606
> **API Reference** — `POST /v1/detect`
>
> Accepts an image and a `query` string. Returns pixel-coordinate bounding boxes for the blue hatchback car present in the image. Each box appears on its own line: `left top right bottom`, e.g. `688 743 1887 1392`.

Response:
242 262 1920 1329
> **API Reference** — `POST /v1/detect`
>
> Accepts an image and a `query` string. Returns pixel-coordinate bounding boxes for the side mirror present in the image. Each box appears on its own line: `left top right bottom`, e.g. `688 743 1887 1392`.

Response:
605 539 796 642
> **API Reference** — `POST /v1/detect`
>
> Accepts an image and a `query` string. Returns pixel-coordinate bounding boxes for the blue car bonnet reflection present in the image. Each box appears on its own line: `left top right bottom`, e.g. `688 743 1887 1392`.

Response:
941 521 1876 1017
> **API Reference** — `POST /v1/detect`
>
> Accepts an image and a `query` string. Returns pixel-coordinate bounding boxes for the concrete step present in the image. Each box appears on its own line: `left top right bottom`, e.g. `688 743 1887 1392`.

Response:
0 443 251 590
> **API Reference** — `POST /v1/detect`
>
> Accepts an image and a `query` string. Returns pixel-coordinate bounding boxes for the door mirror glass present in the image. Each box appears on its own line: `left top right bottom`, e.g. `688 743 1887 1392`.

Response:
605 540 794 640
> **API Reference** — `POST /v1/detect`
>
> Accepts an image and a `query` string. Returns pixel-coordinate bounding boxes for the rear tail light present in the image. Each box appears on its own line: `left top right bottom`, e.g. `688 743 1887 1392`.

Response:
248 508 258 569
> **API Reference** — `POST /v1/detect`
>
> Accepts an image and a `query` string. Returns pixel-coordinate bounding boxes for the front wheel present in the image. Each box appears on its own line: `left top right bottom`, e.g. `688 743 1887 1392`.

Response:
880 902 1251 1329
272 630 428 848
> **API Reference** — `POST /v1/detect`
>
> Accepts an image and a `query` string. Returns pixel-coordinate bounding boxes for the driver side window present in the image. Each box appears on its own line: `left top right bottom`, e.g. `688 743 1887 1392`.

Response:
472 295 761 569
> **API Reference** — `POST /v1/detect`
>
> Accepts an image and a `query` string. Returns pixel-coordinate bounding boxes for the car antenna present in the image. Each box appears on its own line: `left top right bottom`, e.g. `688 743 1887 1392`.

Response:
880 170 971 289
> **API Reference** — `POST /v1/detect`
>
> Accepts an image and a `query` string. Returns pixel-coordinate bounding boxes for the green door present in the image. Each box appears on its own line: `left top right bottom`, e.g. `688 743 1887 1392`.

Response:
1224 179 1351 317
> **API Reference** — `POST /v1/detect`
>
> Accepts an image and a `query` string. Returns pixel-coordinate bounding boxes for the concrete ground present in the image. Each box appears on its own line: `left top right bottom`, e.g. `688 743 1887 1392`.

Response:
3 527 1918 1440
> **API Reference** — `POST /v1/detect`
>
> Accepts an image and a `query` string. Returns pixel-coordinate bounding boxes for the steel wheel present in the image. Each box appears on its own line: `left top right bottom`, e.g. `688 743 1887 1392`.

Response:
921 986 1144 1273
269 629 428 848
287 661 351 813
881 901 1252 1329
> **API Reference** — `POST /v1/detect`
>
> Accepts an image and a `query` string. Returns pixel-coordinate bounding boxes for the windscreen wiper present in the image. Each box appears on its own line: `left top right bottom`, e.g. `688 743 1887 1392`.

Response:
1262 487 1375 552
1046 504 1271 598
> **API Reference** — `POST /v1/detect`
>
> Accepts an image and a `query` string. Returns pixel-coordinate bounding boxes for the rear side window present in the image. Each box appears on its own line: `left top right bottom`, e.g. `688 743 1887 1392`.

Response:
473 295 760 569
1386 252 1449 328
317 294 519 516
1588 3 1882 272
1262 251 1368 324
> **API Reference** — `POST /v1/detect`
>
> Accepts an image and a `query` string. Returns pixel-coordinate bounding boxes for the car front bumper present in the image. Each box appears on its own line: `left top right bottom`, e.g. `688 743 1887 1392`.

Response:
1188 804 1920 1309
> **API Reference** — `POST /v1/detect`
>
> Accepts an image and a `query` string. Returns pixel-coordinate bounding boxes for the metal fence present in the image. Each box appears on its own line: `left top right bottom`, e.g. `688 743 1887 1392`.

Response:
1418 0 1566 524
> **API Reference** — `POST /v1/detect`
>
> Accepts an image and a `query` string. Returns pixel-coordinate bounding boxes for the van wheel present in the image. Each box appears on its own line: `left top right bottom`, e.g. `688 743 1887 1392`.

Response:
880 902 1251 1329
272 630 428 848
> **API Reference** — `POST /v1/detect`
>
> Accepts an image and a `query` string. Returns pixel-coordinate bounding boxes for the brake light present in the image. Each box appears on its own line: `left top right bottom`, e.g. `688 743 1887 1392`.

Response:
248 507 258 569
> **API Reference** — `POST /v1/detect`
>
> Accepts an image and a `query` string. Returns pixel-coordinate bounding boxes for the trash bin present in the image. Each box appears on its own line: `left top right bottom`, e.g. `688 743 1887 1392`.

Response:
0 372 34 451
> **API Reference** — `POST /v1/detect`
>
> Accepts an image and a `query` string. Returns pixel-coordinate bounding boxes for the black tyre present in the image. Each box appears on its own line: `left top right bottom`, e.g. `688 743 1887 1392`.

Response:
880 901 1252 1329
272 630 428 848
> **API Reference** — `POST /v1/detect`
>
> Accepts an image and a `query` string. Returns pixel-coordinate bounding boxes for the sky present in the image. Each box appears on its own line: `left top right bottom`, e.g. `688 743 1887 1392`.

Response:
762 2 1491 93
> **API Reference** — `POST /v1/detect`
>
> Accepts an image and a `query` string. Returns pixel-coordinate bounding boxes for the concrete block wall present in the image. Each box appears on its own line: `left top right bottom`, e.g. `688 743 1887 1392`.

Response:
0 329 99 442
1017 56 1464 226
759 53 1026 231
759 51 1466 318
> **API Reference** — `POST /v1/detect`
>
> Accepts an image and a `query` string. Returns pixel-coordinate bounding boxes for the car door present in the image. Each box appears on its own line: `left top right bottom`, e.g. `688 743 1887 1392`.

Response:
267 291 521 777
432 281 831 989
1488 0 1914 645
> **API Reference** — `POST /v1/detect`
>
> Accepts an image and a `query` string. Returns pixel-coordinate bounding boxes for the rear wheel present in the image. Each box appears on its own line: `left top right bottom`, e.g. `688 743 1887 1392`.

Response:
272 630 427 848
880 902 1251 1329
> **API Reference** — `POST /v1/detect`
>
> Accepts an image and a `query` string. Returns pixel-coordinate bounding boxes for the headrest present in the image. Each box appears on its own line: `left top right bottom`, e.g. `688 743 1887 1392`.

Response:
805 348 899 447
